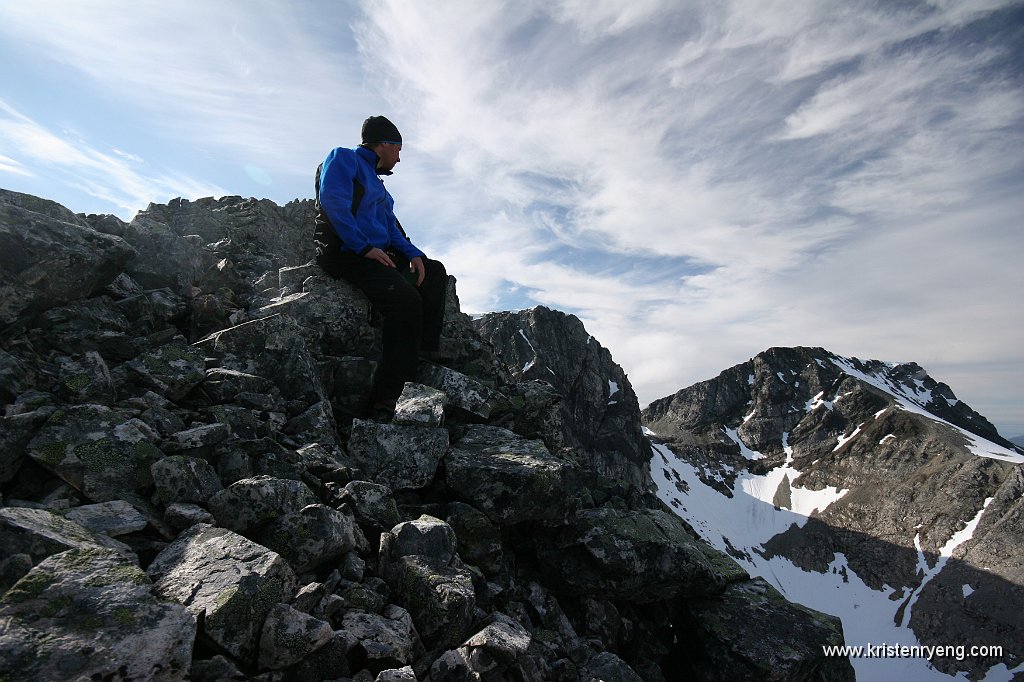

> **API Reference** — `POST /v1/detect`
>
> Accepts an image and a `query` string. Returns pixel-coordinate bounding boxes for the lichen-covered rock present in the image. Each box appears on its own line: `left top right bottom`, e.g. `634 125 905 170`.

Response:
429 613 535 681
444 425 586 526
151 455 224 507
336 480 403 545
284 399 340 446
26 404 163 502
0 547 195 682
393 382 446 427
380 515 458 565
417 362 511 420
446 502 504 576
162 422 233 453
254 269 379 357
340 605 422 670
258 602 334 671
538 507 729 602
195 313 326 406
348 419 449 491
56 351 115 404
0 189 136 325
208 475 318 534
685 577 855 681
147 524 298 661
0 506 133 565
379 517 477 651
475 306 652 491
258 504 361 573
63 499 148 537
119 337 207 401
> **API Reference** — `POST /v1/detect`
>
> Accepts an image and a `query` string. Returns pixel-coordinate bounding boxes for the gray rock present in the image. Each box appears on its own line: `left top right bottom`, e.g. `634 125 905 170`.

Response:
444 425 585 526
475 306 652 490
446 502 504 576
428 613 533 681
580 652 643 682
208 475 319 534
164 502 215 530
0 506 131 564
258 602 334 670
258 503 360 573
254 271 379 357
0 190 136 325
393 383 446 427
376 665 417 681
339 605 421 669
119 338 207 401
687 577 854 681
147 523 298 661
538 507 728 601
0 406 53 484
151 455 224 506
336 481 402 542
380 515 458 565
284 399 340 446
348 419 449 491
417 362 511 420
162 422 233 453
195 314 326 406
0 547 195 682
63 499 148 536
26 404 163 503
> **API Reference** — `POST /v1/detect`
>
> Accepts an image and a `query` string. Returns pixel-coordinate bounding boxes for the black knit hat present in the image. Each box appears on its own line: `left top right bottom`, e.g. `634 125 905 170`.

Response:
361 115 402 145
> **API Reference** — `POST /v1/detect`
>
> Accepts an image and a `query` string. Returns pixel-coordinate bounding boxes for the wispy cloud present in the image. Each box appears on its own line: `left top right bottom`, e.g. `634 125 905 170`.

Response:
358 0 1024 431
0 100 224 216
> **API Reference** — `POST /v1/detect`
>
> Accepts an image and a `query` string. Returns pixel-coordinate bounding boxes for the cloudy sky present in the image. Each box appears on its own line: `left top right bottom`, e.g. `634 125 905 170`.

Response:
1 1 1022 437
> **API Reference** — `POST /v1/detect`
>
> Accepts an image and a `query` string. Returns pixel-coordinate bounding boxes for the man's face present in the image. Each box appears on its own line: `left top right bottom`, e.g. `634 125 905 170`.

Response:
377 142 402 172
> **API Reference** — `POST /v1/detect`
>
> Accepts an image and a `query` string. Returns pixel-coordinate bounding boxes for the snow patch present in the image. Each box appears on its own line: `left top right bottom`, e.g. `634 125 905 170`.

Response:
834 423 865 452
607 379 620 405
723 426 764 461
962 584 974 599
829 357 1024 464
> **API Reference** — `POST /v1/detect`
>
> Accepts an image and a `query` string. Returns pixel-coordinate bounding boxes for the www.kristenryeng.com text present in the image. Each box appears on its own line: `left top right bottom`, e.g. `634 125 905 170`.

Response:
822 643 1004 662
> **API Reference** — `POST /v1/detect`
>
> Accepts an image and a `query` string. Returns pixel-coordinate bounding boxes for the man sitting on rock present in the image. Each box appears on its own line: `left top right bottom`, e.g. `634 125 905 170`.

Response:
313 115 447 416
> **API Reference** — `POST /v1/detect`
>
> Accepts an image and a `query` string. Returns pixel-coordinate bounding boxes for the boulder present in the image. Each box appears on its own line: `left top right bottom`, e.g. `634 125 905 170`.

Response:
0 190 136 326
62 499 148 537
151 455 224 507
0 547 195 682
147 524 298 661
537 507 729 601
393 382 447 427
348 419 449 491
258 602 334 671
208 475 318 534
417 362 511 420
686 577 854 681
0 506 133 565
444 425 586 526
258 503 361 573
26 404 163 502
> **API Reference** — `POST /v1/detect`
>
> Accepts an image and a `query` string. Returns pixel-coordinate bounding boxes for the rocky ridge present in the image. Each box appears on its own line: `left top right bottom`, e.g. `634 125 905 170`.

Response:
1 189 853 681
642 346 1024 679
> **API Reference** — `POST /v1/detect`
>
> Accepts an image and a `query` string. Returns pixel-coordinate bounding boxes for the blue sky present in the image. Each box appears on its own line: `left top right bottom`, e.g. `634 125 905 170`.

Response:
1 1 1022 437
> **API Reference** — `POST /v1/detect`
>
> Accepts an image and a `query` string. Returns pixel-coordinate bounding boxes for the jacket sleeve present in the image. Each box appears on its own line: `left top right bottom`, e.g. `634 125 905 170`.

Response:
388 215 426 260
318 148 373 256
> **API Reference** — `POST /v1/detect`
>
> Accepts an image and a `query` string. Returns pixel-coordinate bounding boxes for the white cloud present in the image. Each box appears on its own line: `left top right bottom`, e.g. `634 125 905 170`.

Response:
0 100 224 216
357 0 1023 435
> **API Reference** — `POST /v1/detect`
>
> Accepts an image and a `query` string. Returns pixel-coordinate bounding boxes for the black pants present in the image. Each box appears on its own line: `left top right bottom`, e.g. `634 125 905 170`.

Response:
319 250 447 402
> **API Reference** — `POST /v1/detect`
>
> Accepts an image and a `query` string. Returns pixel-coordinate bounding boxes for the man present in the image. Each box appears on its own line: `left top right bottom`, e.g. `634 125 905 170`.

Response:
314 115 447 415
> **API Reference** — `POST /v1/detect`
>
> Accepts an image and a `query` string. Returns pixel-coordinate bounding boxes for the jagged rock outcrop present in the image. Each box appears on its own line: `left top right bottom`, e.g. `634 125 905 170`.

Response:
0 189 852 681
643 345 1024 679
474 306 652 492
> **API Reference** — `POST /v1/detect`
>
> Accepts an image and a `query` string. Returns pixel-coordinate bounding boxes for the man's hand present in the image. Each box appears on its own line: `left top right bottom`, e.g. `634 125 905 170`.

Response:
410 256 426 286
365 247 396 268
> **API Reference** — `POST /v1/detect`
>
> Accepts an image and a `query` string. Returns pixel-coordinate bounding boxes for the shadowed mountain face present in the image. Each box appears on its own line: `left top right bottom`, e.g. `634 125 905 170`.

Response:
0 189 855 681
643 346 1023 680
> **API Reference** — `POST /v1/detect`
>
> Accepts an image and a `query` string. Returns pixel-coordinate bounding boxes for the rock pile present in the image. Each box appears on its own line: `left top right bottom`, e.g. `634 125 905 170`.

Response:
0 189 853 681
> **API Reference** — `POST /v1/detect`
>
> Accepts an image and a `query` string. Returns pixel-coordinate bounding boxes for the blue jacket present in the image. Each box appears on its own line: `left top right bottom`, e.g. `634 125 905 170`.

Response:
318 145 425 259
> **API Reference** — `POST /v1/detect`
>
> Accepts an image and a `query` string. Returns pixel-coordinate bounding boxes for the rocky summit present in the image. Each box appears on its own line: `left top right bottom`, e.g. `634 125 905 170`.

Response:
0 188 853 681
643 347 1024 680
